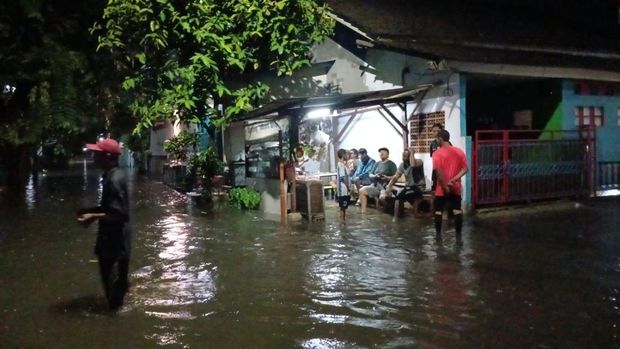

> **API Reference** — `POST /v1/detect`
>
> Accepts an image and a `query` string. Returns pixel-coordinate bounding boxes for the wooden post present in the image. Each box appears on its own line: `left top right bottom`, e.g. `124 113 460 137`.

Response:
279 161 287 223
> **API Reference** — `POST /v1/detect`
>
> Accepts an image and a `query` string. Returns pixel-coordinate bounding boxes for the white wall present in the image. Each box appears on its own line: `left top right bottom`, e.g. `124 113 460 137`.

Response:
312 38 398 94
149 120 174 156
406 76 464 188
224 123 246 163
336 105 406 167
244 177 287 216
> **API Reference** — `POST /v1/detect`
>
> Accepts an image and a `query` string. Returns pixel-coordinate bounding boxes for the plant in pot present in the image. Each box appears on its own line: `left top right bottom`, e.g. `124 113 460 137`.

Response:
187 146 224 200
164 131 198 190
163 130 198 164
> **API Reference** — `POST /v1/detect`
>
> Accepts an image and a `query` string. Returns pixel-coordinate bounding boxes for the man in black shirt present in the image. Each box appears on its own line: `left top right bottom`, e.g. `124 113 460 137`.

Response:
77 138 131 310
429 123 444 158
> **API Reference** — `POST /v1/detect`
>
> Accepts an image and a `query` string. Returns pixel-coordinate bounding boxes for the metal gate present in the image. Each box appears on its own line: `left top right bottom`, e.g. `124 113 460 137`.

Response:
473 129 596 206
598 161 620 191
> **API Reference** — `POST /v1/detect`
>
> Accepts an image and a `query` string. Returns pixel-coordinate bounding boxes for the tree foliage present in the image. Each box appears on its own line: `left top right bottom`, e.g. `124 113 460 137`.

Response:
0 0 127 167
94 0 335 131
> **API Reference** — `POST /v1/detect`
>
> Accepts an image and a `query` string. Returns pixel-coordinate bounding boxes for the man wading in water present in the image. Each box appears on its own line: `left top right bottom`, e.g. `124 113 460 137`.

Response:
77 138 131 310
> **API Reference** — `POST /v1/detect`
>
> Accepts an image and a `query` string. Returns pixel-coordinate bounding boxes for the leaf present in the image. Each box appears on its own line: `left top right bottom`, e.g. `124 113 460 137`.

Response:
135 52 146 64
122 77 136 90
215 84 230 97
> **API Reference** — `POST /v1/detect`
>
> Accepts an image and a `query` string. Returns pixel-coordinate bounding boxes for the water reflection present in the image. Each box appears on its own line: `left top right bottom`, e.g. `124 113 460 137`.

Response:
82 159 88 191
25 174 35 211
135 214 216 309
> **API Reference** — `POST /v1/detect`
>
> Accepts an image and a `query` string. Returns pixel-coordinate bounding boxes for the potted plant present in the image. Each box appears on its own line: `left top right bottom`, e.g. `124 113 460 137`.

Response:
163 130 198 163
163 131 198 190
187 146 224 200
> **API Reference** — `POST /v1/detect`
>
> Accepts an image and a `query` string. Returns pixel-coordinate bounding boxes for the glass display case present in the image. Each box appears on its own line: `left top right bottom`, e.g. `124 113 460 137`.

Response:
246 140 283 179
244 119 288 179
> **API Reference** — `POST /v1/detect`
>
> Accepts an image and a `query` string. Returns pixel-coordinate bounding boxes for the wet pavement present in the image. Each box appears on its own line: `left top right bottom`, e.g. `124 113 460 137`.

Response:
0 162 619 348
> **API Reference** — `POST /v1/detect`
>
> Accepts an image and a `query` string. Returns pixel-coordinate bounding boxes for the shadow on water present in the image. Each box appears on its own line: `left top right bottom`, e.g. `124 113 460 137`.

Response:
51 295 111 317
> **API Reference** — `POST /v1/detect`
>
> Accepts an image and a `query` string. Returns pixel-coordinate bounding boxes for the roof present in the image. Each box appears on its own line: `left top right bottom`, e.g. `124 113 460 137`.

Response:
325 0 620 71
237 85 431 122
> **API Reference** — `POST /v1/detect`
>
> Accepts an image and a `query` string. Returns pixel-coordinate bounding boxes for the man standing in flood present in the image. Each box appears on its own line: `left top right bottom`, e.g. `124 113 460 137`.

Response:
432 130 468 236
77 138 131 310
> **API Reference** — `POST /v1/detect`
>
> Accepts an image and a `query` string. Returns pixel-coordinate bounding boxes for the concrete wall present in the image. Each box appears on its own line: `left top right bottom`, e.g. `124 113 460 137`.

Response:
224 123 246 163
406 75 466 192
312 38 398 94
149 120 175 157
561 80 620 162
244 177 287 216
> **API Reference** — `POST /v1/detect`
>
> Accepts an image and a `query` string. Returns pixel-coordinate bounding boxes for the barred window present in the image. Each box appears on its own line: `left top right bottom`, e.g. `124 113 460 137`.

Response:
574 106 604 127
408 111 445 154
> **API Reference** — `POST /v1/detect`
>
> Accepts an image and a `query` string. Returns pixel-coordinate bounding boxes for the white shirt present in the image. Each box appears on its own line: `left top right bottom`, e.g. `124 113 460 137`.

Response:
336 162 350 196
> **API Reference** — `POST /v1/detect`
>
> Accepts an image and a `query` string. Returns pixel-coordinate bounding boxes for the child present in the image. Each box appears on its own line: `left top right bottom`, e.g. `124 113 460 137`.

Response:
336 148 351 221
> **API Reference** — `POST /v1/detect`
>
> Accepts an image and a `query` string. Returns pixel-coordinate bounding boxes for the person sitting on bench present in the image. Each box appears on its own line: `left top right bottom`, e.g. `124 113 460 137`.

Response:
384 147 425 221
359 147 397 214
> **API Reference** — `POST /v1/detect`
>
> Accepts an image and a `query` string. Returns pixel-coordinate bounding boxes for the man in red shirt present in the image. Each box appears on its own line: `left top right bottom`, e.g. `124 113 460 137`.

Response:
432 130 468 236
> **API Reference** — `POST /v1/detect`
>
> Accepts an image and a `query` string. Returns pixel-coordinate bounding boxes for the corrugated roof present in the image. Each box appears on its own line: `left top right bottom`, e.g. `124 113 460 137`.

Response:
325 0 620 71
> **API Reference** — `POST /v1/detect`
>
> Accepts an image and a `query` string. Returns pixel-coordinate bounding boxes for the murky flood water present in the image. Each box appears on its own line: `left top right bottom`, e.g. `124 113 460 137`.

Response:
0 163 619 348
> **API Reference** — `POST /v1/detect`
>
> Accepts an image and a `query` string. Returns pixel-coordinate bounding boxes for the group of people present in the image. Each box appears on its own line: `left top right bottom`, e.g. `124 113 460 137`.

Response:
334 146 423 220
333 124 468 237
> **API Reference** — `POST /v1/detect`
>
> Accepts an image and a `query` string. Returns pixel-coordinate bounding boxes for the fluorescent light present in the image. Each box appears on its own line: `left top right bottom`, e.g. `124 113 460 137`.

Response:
306 108 332 119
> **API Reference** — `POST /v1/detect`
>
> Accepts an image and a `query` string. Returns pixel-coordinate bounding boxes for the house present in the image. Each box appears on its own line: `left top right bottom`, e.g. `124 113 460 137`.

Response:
225 0 620 214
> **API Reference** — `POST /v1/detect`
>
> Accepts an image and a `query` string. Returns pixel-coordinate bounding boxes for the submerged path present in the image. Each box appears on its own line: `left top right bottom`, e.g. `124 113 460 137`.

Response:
0 164 618 348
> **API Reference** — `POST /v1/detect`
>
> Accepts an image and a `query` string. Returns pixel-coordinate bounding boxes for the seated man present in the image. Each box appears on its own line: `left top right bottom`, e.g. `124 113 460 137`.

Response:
349 148 375 200
350 148 375 186
385 147 425 221
359 147 397 214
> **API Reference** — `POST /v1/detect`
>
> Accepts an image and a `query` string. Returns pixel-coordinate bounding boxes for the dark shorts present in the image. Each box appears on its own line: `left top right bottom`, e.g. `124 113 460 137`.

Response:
434 194 462 214
395 187 423 203
337 195 351 209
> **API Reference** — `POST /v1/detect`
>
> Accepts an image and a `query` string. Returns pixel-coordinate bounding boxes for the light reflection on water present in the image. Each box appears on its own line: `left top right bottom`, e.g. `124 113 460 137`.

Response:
25 174 35 211
82 159 88 191
134 214 216 309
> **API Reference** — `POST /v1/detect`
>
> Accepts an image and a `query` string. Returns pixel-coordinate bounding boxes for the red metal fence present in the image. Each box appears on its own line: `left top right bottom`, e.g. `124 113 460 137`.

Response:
473 129 596 206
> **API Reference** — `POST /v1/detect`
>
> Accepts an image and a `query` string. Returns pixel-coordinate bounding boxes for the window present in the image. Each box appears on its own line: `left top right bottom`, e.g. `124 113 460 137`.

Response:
408 111 445 154
574 106 604 127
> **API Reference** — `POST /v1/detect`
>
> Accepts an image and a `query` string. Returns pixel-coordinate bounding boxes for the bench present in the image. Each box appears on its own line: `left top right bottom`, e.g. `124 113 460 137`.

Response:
378 191 433 218
412 192 434 218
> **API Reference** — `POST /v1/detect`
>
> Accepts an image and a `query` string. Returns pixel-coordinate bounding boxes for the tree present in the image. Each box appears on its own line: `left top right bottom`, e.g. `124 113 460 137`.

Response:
94 0 335 132
0 0 126 181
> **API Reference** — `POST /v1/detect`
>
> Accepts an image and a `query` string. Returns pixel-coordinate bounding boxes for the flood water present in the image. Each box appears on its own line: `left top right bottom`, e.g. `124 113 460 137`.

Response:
0 162 619 348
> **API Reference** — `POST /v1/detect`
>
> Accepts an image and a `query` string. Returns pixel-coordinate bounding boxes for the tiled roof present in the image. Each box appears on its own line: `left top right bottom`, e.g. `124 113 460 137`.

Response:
325 0 620 70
